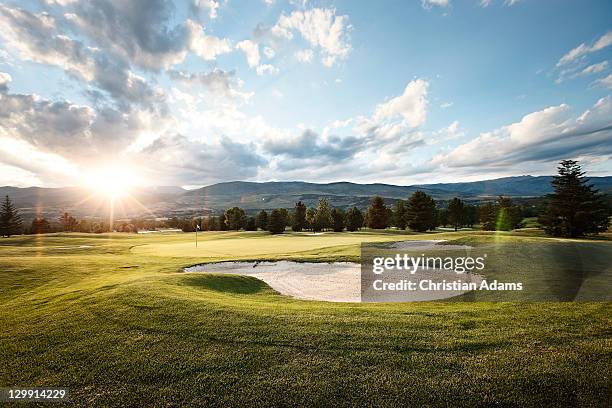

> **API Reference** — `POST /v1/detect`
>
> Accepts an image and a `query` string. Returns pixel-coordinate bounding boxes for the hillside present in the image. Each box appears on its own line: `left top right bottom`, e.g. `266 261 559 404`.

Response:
2 175 611 219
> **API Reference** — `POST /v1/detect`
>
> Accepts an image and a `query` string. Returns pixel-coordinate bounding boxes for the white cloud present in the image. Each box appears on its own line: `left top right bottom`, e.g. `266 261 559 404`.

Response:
193 0 220 19
591 74 612 89
294 49 314 63
187 20 232 61
557 31 612 67
263 46 275 59
440 101 453 108
430 96 612 170
272 8 351 66
581 61 609 75
256 64 279 76
0 72 11 92
373 79 429 127
236 39 260 67
422 0 450 9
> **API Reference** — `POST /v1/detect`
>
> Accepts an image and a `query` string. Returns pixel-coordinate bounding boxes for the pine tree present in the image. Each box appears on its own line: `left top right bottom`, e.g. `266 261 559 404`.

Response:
31 217 50 234
539 160 609 237
366 196 389 229
393 200 408 230
346 207 364 232
495 196 522 231
268 209 286 234
306 207 317 231
331 208 345 232
224 207 246 230
463 205 478 228
479 202 496 231
405 191 437 232
447 197 465 231
255 210 268 231
314 199 332 231
245 216 257 231
292 201 307 232
0 196 22 237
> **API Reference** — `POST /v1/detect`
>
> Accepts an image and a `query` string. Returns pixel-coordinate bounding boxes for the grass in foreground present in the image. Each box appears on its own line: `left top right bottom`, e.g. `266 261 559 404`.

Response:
1 230 611 407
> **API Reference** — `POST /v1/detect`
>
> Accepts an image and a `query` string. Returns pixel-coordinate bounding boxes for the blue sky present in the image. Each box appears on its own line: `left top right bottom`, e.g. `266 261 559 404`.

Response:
0 0 610 188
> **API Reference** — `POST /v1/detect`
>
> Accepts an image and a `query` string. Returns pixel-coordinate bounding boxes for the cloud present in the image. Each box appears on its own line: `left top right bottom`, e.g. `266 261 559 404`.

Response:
422 0 450 9
0 92 162 159
168 69 246 99
263 129 362 161
373 79 429 127
139 134 267 185
429 96 612 170
192 0 220 19
61 0 230 70
261 81 430 171
271 8 351 66
0 4 167 112
236 40 260 67
294 49 314 63
255 64 279 76
580 61 609 75
557 31 612 67
591 74 612 89
263 46 276 58
186 20 232 61
440 101 453 108
0 72 11 92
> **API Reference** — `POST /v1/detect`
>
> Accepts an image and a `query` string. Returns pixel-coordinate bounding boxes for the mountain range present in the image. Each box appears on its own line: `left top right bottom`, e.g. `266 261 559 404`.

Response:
2 175 611 220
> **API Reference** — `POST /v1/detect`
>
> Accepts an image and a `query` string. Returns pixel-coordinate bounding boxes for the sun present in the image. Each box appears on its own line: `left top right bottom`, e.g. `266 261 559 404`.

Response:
84 165 141 199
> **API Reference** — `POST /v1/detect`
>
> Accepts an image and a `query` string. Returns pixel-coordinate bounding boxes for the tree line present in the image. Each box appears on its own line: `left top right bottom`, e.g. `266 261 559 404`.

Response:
0 160 608 238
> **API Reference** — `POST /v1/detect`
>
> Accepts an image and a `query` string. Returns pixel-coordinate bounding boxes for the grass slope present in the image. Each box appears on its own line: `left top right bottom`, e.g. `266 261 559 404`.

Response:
1 231 611 407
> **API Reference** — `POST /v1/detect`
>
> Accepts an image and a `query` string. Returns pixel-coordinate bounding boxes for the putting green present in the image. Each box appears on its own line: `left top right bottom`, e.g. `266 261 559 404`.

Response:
130 231 408 259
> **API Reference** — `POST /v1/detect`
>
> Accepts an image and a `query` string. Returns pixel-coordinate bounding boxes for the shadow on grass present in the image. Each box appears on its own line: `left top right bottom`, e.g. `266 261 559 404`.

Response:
179 274 269 295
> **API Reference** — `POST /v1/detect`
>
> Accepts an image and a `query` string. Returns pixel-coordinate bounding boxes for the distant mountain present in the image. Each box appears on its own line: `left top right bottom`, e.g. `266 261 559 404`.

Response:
2 175 611 219
417 175 612 197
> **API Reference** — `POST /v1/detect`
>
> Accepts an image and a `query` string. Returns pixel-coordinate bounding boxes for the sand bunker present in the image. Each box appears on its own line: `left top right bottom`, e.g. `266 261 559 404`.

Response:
184 240 483 302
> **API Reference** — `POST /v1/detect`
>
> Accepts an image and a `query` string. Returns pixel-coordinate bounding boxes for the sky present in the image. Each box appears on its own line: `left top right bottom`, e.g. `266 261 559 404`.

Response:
0 0 611 188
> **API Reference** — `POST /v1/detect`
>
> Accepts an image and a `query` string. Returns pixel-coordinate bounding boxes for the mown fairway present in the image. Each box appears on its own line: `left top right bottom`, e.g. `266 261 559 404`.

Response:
1 231 611 407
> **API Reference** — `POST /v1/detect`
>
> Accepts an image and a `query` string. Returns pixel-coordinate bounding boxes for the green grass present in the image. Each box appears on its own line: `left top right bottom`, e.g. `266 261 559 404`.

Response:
1 230 611 407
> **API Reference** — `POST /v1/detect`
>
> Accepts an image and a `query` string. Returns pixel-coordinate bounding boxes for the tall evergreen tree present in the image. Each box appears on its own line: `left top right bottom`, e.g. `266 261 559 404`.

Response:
331 208 345 232
255 210 268 231
479 202 497 231
244 216 257 231
437 208 449 227
346 207 364 232
306 207 317 231
447 197 465 231
496 196 522 231
366 196 389 229
539 160 609 237
267 209 286 234
393 200 408 230
406 191 437 232
31 217 50 234
0 196 22 237
224 207 246 230
463 205 478 228
292 201 307 232
314 199 332 231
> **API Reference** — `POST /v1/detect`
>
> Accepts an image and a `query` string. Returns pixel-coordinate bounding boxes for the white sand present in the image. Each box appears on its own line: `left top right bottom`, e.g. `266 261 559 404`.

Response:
184 240 483 302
